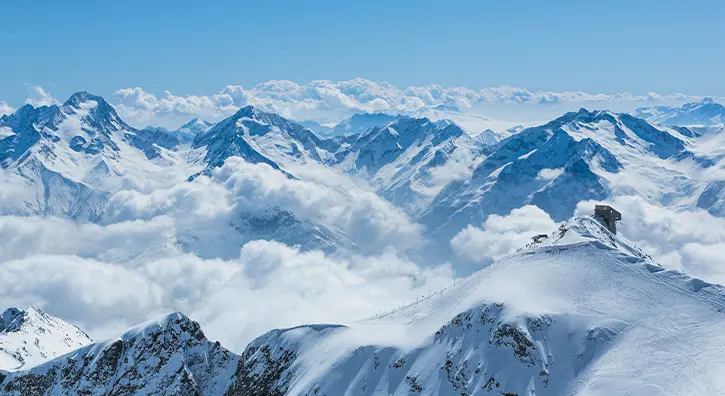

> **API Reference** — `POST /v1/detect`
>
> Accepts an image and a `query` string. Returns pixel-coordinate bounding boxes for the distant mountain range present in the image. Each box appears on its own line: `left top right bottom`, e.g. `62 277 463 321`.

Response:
4 92 725 263
633 97 725 127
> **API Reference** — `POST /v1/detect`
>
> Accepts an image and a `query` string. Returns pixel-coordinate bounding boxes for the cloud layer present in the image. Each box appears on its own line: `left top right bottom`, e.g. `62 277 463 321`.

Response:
0 101 13 117
575 196 725 286
102 158 424 256
6 160 725 350
450 205 557 264
5 80 719 130
0 159 442 349
450 197 725 291
0 215 452 350
111 79 712 128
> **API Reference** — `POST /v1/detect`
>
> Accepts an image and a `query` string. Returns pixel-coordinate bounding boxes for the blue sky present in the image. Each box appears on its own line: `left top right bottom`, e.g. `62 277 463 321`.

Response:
2 0 724 105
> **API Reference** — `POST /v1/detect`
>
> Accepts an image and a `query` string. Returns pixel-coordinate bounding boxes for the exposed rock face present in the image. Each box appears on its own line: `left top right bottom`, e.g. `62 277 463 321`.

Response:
0 313 238 395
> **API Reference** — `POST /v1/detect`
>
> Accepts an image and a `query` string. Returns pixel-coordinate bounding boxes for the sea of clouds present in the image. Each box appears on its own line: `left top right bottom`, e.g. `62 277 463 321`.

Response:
2 79 717 131
3 81 725 352
0 159 453 350
4 153 725 350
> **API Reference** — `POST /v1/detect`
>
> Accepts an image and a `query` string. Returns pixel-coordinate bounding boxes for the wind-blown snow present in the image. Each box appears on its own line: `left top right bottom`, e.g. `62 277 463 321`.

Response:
0 306 91 371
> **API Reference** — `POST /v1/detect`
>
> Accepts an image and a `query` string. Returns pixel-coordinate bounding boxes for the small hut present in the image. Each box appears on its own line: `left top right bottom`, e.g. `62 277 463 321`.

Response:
594 205 621 234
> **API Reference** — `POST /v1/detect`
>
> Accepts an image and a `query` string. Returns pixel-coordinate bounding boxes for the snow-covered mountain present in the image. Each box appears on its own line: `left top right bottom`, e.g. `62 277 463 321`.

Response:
0 92 197 220
296 113 405 138
215 216 725 395
0 313 240 395
405 105 525 138
0 306 91 371
5 217 725 395
191 105 334 176
633 97 725 127
7 92 725 265
416 108 713 249
325 116 488 214
0 95 357 257
139 118 215 146
175 117 215 142
474 128 506 146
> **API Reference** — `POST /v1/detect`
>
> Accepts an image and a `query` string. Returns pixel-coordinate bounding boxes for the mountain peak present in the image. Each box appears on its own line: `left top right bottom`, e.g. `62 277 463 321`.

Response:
552 108 618 127
234 104 263 118
0 311 238 394
63 91 108 108
178 117 213 131
522 215 655 265
702 97 715 104
183 117 203 126
141 125 169 132
0 306 92 371
122 311 202 341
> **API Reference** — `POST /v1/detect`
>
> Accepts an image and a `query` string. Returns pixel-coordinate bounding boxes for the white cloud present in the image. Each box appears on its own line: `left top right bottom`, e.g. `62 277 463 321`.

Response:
537 168 564 181
25 85 60 107
426 146 480 191
450 205 557 263
575 196 725 286
0 255 165 328
0 170 33 208
107 79 718 129
450 198 725 290
0 224 452 349
0 152 448 349
104 158 424 254
0 101 13 116
0 215 179 264
3 79 721 130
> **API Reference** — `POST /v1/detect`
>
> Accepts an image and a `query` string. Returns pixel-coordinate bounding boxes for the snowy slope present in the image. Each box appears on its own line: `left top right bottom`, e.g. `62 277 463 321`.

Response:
418 108 709 248
0 92 201 220
633 97 725 127
228 217 725 396
175 117 215 143
327 117 488 214
191 105 337 177
0 307 91 372
0 98 357 256
5 218 725 394
0 313 240 395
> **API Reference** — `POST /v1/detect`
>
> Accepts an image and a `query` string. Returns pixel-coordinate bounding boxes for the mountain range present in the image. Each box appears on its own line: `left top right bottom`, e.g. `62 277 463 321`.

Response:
3 217 725 395
633 97 725 127
0 307 91 372
4 91 725 394
4 92 725 263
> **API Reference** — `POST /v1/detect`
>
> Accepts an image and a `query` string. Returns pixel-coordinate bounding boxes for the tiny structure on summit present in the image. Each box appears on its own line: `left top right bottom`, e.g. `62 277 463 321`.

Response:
532 234 549 243
594 205 622 234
